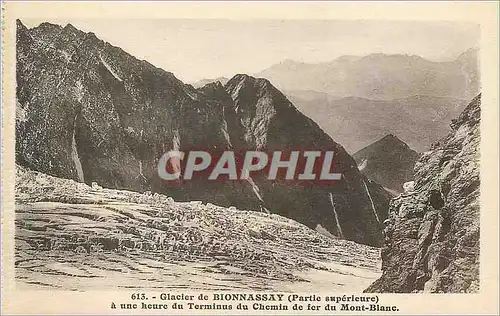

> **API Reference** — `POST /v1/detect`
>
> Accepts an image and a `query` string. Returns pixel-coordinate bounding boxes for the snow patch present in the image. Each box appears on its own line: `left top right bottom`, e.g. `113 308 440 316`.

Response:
165 130 183 176
183 86 199 101
74 80 84 102
172 130 181 151
71 116 85 183
247 177 264 203
99 54 123 82
403 181 415 193
451 124 469 143
139 161 147 180
328 192 344 238
221 118 233 148
358 159 368 170
16 101 28 122
315 224 337 240
362 179 380 223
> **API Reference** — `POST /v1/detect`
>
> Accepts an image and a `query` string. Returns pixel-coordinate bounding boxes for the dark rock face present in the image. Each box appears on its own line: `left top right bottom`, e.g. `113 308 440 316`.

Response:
16 20 238 200
16 20 390 246
365 94 480 293
353 134 420 192
191 77 230 88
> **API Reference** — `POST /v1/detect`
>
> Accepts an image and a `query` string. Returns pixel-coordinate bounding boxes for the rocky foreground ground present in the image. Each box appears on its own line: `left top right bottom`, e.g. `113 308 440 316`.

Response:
15 166 381 291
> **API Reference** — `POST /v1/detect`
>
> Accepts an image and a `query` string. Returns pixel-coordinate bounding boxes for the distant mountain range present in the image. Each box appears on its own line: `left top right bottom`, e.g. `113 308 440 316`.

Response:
191 77 229 88
193 51 478 153
286 93 469 153
256 50 479 101
353 134 419 192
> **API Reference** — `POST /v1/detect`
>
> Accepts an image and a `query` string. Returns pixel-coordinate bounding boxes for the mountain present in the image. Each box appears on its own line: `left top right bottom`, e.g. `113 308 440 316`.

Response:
222 74 393 246
365 94 481 293
15 20 391 246
286 92 469 153
456 48 480 98
353 135 420 192
191 77 229 88
256 51 480 100
15 165 381 291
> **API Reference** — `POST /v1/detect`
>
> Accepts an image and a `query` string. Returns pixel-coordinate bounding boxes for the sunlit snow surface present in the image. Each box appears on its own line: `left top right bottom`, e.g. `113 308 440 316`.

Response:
15 166 381 291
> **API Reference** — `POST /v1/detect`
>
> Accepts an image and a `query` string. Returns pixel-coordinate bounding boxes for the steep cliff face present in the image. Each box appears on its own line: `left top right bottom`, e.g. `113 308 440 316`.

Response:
16 20 233 194
353 134 420 192
224 75 392 245
256 51 480 100
16 20 390 246
366 94 480 293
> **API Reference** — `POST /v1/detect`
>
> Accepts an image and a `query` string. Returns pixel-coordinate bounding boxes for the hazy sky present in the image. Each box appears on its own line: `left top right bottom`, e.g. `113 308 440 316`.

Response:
23 19 479 82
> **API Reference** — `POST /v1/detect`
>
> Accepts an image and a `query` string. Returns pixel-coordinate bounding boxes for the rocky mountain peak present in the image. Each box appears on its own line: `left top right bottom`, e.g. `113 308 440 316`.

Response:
16 19 27 31
377 134 412 150
353 134 419 192
190 77 229 88
63 23 78 31
197 80 226 96
226 74 275 97
357 134 415 155
381 133 402 142
34 21 63 32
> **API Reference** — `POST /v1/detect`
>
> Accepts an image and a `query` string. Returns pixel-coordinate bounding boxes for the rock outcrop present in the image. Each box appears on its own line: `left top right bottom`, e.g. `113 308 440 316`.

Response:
365 94 481 293
353 134 420 192
191 77 230 88
16 20 390 246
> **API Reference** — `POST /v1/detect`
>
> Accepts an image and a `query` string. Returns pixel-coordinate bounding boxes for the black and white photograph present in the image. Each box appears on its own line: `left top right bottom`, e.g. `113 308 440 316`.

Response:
1 1 499 315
